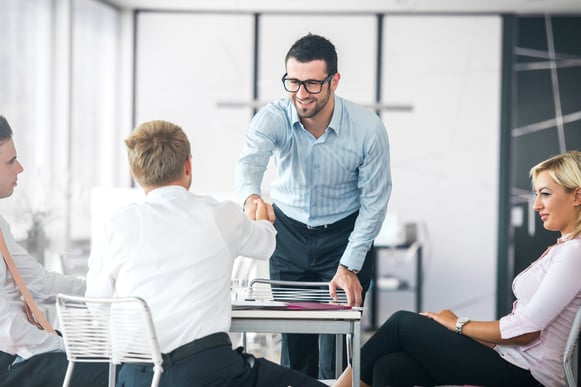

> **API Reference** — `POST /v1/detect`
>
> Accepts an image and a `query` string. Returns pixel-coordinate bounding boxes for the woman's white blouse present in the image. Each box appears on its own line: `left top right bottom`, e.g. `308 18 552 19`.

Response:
494 237 581 387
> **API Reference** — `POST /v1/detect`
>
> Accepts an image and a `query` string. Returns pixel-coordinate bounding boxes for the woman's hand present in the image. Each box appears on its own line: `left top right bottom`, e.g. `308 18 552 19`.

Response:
420 309 458 332
420 310 537 346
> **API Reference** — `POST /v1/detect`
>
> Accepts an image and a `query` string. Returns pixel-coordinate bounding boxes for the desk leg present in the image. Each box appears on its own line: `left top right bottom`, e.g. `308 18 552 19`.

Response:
352 320 360 386
416 246 423 312
335 334 343 379
369 246 378 330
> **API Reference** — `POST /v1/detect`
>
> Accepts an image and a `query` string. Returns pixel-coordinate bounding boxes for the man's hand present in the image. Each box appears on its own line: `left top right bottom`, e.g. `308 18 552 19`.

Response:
255 198 268 221
243 194 275 223
329 265 363 307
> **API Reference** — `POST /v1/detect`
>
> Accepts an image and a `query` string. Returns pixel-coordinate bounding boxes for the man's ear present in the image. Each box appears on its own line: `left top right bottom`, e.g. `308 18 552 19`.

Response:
184 155 192 176
330 72 341 91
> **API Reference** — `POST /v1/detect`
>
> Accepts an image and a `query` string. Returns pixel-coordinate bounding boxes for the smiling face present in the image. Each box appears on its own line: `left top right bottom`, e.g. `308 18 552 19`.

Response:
285 58 337 121
0 139 24 199
533 170 581 235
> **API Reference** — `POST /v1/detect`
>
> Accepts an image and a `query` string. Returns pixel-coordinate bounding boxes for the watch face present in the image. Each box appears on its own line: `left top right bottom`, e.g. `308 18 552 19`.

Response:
458 317 469 324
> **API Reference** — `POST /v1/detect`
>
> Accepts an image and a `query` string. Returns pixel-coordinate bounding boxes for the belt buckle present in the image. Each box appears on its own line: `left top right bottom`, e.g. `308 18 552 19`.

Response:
306 224 328 230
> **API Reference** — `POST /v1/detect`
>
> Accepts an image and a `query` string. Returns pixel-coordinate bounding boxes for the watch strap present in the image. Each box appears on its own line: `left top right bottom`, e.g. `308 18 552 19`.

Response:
455 317 470 334
339 263 359 274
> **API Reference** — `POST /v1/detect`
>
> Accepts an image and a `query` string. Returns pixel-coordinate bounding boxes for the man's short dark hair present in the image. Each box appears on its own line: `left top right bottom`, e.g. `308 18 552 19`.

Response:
0 116 14 143
285 33 338 75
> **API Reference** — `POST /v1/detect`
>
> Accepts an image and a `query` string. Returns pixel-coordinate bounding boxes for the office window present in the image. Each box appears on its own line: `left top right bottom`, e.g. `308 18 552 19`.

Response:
0 0 121 257
69 0 120 240
0 0 52 240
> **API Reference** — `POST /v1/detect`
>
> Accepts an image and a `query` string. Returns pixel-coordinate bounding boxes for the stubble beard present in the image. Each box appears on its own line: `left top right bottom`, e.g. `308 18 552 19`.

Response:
294 87 331 119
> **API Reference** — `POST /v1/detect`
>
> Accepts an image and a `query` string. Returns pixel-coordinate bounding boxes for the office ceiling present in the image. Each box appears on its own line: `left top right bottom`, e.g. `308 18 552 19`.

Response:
105 0 581 14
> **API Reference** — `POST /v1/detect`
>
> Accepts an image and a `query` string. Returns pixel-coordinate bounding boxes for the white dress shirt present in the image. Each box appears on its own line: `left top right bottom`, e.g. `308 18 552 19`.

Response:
494 236 581 387
86 186 276 353
0 215 85 358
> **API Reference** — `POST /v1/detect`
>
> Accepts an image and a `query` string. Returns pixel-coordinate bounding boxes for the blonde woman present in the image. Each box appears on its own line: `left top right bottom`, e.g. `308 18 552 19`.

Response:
336 150 581 387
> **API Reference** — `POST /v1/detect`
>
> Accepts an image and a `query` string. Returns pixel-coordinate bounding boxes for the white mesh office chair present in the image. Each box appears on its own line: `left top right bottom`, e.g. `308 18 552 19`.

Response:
564 305 581 387
56 294 164 387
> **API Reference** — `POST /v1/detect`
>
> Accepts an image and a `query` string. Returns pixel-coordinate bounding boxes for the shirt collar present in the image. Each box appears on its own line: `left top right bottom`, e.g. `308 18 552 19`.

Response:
558 232 581 243
327 96 342 135
145 185 188 201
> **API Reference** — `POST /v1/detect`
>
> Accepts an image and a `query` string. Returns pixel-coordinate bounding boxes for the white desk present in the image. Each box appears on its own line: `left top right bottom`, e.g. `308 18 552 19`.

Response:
230 308 361 385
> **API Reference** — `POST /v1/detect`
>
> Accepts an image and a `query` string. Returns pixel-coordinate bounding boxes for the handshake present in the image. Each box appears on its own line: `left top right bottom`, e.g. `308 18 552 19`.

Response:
243 195 276 223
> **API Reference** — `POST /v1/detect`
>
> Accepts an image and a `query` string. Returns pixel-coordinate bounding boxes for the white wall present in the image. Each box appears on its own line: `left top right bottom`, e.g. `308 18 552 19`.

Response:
135 12 255 195
381 16 501 320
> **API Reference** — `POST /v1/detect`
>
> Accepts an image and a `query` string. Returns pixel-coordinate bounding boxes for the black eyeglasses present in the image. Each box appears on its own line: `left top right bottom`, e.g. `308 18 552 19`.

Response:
281 73 335 94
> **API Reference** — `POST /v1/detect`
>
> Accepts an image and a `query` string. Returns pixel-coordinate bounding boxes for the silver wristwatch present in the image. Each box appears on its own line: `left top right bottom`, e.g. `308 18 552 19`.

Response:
455 317 470 335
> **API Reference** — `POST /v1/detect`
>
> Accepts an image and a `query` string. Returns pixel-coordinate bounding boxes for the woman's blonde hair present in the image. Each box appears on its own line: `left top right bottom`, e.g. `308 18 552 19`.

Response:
125 120 190 187
530 150 581 238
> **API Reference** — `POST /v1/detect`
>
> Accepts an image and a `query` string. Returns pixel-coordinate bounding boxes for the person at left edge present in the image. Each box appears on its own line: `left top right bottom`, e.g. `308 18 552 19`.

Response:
0 115 108 387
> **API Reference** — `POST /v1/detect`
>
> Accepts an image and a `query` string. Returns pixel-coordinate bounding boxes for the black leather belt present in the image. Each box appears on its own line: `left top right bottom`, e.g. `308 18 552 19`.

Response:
274 204 359 232
306 223 328 230
305 211 358 230
162 332 231 363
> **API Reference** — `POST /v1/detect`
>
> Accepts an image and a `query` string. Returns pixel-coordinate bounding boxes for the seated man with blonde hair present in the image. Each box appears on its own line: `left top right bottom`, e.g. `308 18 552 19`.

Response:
86 120 326 387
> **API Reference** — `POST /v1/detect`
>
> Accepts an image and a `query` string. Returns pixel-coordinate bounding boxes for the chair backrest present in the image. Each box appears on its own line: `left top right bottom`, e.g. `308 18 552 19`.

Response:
563 305 581 387
56 294 163 387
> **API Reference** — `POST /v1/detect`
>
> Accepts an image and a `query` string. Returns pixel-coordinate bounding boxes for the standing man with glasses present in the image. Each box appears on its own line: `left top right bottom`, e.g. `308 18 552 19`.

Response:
236 33 392 379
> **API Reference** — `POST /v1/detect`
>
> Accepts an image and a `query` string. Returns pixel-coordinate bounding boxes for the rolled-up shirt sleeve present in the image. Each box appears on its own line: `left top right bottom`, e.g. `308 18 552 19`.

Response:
499 241 581 338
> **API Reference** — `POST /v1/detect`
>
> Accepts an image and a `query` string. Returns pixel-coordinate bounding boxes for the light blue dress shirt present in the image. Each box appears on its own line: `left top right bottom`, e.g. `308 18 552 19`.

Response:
236 95 392 270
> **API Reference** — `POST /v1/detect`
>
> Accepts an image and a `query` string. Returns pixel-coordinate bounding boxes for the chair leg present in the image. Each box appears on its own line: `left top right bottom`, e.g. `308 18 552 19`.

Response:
62 362 75 387
151 368 162 387
346 333 352 367
108 363 116 387
335 334 343 379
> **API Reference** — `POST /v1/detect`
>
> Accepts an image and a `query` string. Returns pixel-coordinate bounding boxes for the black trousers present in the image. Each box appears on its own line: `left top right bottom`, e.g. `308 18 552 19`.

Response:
0 350 108 387
118 334 326 387
270 205 374 379
361 310 541 387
